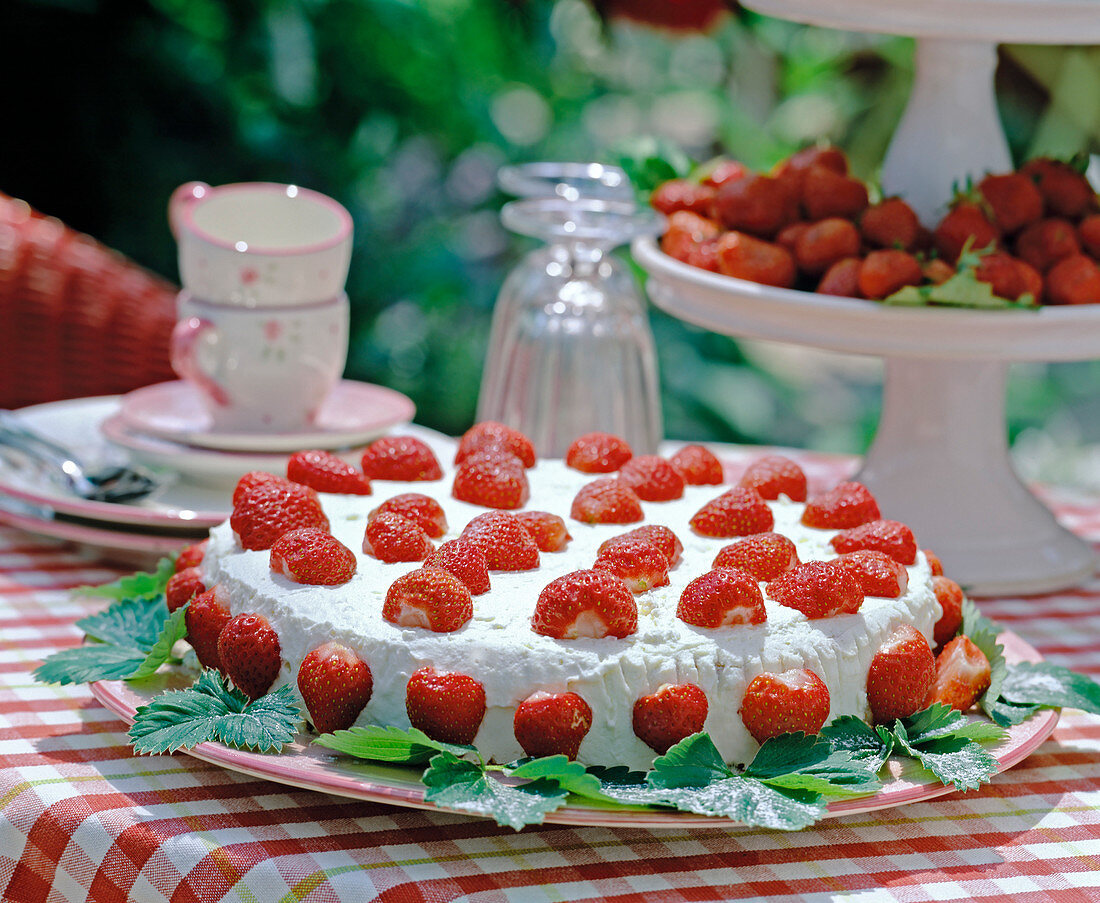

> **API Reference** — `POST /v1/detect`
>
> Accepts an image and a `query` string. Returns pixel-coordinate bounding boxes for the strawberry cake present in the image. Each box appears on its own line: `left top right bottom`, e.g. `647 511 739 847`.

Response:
178 424 957 771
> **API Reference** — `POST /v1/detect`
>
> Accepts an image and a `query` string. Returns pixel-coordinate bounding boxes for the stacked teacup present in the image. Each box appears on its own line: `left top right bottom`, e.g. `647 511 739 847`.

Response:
168 181 353 434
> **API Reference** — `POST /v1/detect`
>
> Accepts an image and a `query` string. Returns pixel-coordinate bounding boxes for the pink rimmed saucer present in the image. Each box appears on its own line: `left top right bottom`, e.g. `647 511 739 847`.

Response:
118 380 415 453
90 631 1058 829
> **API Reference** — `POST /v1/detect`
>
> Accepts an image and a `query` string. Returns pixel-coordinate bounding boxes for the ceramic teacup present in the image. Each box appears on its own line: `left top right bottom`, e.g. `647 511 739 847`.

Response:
170 292 349 434
169 181 353 307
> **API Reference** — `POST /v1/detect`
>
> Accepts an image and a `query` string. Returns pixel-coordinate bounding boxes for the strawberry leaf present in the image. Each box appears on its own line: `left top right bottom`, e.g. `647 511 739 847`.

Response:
313 724 476 764
34 596 188 686
890 705 1002 791
646 777 827 830
985 697 1042 727
745 732 881 796
999 662 1100 714
504 755 609 801
129 669 301 755
647 732 732 789
821 715 893 771
962 597 1008 721
76 558 175 601
422 752 569 830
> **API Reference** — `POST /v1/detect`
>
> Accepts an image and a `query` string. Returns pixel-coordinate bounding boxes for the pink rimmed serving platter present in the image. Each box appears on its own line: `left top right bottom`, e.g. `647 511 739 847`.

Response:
89 631 1058 829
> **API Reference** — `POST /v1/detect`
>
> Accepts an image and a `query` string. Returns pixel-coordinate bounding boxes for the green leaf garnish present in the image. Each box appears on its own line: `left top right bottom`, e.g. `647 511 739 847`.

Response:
821 715 894 771
648 732 731 789
34 595 188 686
883 241 1039 310
648 777 827 830
889 704 1004 791
129 669 302 754
76 558 175 601
422 752 569 830
504 755 609 801
745 732 881 796
999 662 1100 715
312 724 476 764
609 135 693 196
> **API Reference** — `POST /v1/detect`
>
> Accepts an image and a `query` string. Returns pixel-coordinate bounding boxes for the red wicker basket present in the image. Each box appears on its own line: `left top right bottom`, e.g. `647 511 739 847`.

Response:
0 191 178 410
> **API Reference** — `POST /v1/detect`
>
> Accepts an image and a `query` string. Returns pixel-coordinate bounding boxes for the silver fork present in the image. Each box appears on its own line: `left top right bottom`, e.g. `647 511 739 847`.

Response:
0 409 160 503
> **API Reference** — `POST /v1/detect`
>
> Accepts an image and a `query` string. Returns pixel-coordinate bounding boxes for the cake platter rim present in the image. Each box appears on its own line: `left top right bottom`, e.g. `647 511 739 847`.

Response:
88 630 1059 830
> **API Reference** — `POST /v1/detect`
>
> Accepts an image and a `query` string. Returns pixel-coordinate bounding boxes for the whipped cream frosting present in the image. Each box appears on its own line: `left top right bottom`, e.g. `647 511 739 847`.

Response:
202 454 942 770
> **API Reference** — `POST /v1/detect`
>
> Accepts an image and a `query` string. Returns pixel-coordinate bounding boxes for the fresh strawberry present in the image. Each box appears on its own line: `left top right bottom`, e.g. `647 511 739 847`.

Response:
924 548 944 576
926 635 991 711
661 212 722 267
978 172 1044 234
217 612 281 699
776 145 849 180
973 251 1031 301
860 197 920 251
817 257 862 298
669 444 723 485
802 481 880 529
632 683 708 754
297 642 373 734
382 567 473 632
230 481 330 551
933 202 1000 264
650 180 717 217
1046 253 1100 305
617 455 685 502
270 527 357 586
513 690 592 759
836 550 909 598
739 669 831 744
232 471 286 507
830 519 917 565
184 587 231 670
689 486 773 538
166 567 205 612
932 575 965 648
921 258 955 286
712 532 799 581
593 538 670 593
406 666 486 745
766 560 864 619
531 569 637 638
776 221 811 253
360 436 443 481
1015 217 1080 272
570 479 644 525
460 511 540 570
866 624 936 724
565 431 633 473
425 539 491 595
1078 214 1100 258
702 158 751 188
794 217 862 276
452 451 530 509
677 567 766 628
514 510 572 552
286 449 372 495
738 454 808 502
712 172 799 238
858 249 923 300
1021 157 1097 219
369 493 447 538
603 0 730 33
455 421 536 468
715 231 797 288
362 511 434 563
174 539 208 572
598 525 683 568
800 166 869 221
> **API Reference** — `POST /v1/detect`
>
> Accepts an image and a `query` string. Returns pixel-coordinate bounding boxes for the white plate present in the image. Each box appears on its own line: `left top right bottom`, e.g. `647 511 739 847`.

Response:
118 380 416 453
1 398 227 531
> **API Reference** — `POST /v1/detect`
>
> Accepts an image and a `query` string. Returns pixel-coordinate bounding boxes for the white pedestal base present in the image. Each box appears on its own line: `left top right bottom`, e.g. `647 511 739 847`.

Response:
856 358 1096 596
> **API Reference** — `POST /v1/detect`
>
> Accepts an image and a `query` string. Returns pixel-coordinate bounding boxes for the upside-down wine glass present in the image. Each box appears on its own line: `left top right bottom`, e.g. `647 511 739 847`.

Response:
476 190 665 458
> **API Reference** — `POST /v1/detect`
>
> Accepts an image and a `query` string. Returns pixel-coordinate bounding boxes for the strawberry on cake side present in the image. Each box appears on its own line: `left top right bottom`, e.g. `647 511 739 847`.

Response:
180 427 956 772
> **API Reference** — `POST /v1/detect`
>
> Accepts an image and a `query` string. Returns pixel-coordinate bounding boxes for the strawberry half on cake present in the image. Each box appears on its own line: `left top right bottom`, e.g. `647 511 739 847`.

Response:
195 424 948 771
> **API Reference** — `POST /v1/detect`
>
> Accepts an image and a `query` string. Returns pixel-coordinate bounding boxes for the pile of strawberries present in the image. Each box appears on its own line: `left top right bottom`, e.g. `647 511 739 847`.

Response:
162 421 998 762
653 146 1100 305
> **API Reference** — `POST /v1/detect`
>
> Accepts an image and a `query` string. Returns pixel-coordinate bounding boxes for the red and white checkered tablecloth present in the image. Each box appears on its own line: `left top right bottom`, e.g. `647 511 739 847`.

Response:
3 455 1100 902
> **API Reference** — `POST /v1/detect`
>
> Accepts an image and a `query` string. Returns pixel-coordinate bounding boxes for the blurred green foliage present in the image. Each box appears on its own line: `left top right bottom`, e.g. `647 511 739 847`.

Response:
3 0 1098 451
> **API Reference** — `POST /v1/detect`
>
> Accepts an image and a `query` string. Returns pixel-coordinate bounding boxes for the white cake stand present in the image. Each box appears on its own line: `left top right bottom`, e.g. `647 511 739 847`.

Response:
740 0 1100 223
633 238 1100 596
